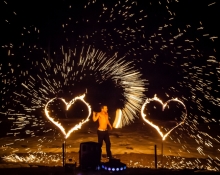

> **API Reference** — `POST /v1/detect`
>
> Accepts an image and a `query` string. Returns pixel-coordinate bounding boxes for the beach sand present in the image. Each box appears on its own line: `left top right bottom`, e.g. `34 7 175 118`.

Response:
0 119 219 173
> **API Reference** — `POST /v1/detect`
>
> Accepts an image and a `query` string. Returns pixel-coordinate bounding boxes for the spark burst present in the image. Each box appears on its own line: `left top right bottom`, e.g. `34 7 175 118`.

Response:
0 0 219 171
17 46 145 127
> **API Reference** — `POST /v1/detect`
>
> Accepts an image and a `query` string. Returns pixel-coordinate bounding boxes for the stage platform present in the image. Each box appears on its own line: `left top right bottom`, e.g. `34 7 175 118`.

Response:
0 166 218 175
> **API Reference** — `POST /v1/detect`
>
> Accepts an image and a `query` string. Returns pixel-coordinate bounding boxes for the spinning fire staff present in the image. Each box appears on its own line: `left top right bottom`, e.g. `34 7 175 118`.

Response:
141 95 187 167
44 94 92 167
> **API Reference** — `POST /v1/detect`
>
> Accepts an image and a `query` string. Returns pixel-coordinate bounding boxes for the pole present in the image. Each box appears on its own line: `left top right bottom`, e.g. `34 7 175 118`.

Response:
62 141 66 167
154 145 157 169
161 140 163 168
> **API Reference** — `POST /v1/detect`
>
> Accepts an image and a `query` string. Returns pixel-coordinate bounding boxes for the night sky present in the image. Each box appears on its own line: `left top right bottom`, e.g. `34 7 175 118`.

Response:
0 0 219 140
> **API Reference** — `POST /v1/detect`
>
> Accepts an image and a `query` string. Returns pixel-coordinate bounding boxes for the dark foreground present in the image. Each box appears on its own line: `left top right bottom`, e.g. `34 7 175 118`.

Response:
0 166 219 175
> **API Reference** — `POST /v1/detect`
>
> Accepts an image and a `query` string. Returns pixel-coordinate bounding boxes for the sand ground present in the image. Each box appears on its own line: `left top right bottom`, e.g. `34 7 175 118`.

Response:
0 120 220 171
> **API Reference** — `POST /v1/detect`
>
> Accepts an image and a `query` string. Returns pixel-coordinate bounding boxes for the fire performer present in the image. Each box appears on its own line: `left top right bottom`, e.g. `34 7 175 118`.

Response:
93 105 113 159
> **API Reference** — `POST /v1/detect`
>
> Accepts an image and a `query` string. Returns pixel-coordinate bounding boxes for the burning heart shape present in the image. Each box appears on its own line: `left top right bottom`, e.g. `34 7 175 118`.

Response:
44 94 91 139
141 95 187 140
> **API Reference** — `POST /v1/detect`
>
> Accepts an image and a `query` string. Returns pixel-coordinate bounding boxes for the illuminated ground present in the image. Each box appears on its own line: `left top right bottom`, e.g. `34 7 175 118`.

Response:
0 119 220 171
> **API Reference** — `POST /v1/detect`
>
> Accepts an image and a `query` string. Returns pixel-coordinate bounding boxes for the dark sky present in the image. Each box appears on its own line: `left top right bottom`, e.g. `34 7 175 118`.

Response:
0 1 219 81
0 0 219 123
1 0 218 45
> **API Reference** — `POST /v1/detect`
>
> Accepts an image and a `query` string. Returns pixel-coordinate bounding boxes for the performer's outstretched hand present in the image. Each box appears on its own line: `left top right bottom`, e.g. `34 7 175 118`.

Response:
93 111 99 122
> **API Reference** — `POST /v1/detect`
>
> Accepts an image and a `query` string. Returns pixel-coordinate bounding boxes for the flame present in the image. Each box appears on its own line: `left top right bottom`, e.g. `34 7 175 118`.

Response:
113 109 122 128
44 94 91 139
141 95 187 141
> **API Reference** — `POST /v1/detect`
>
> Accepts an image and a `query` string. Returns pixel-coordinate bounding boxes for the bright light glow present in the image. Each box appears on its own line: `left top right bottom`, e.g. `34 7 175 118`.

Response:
1 0 219 170
44 94 91 139
9 46 147 129
141 94 187 141
113 109 122 128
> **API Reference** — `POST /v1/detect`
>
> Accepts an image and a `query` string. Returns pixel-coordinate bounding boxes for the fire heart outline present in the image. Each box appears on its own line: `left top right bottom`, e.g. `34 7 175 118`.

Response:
141 95 187 140
44 94 91 139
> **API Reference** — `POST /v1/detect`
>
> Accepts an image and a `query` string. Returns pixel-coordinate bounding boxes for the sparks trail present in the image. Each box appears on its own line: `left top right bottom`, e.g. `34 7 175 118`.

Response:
0 0 219 170
64 0 219 170
7 46 146 131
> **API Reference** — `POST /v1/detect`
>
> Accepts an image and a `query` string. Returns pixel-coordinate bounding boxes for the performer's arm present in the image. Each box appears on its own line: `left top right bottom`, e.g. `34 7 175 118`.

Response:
93 112 99 122
107 116 113 130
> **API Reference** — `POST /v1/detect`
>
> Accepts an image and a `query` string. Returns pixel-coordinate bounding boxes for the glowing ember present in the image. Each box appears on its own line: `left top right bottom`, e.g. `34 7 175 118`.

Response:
1 0 219 170
141 95 187 141
3 153 61 164
44 94 91 139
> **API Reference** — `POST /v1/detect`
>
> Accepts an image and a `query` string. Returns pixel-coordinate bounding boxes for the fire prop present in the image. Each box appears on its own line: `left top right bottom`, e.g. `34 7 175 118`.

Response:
113 109 122 128
141 95 187 141
44 94 91 139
